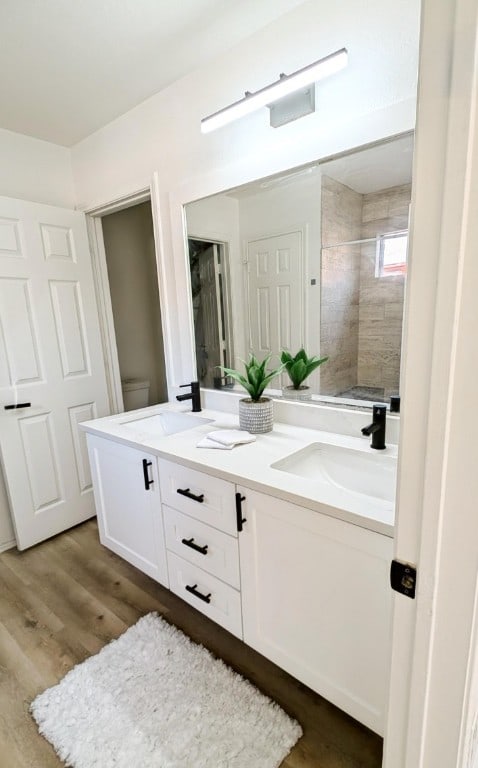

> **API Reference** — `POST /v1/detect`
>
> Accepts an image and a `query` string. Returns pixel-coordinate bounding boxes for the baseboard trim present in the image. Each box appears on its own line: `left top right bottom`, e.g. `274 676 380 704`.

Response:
0 539 16 553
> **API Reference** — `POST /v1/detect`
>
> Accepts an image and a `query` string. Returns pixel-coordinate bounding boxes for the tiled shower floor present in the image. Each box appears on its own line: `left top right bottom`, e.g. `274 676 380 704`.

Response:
337 385 387 402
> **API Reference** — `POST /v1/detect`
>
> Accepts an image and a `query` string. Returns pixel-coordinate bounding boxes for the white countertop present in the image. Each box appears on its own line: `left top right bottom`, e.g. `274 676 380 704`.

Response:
81 402 396 538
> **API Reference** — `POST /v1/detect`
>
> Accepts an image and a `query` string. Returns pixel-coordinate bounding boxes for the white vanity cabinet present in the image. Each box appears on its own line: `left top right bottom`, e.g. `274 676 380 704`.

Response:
238 486 393 736
85 430 393 735
158 457 242 638
86 434 168 587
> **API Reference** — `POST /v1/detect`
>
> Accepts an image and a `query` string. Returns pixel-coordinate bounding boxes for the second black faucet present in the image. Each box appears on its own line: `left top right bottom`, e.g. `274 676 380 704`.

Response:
176 381 202 412
361 404 387 450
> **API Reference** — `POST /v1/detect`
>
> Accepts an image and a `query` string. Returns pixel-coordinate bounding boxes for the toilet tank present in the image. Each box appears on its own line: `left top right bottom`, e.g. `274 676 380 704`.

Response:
121 378 150 411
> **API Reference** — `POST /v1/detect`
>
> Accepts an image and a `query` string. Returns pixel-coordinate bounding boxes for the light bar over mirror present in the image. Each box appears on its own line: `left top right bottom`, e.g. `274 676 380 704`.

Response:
201 48 348 134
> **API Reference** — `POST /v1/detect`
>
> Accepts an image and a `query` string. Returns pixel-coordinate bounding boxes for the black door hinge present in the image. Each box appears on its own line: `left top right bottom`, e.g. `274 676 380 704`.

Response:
390 559 417 599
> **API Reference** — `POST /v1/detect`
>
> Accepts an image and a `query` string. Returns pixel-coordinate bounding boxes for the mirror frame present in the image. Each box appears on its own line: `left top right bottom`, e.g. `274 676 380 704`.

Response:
164 129 414 410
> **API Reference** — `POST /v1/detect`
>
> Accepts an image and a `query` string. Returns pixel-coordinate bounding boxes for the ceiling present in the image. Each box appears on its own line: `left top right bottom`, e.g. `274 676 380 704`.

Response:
320 134 414 194
224 134 414 200
0 0 305 147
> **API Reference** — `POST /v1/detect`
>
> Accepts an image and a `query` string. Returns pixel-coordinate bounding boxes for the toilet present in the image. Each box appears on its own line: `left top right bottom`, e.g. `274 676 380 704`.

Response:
121 378 150 411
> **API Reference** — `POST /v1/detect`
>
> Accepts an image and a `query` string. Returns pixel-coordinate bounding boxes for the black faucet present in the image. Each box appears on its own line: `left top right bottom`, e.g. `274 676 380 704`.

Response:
361 404 387 450
176 381 201 412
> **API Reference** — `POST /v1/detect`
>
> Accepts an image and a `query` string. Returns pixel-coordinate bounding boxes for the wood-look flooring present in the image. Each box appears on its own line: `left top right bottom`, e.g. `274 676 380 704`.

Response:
0 520 383 767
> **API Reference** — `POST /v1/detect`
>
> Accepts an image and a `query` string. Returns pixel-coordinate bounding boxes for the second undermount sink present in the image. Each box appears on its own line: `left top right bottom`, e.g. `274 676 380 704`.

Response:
271 442 397 503
120 410 213 437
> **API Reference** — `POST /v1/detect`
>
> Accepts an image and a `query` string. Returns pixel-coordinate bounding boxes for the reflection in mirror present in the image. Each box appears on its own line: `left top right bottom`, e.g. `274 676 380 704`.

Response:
188 238 234 388
185 133 413 407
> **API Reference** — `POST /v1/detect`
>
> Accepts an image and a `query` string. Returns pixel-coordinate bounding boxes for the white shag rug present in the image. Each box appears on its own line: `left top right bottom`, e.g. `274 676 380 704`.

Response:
31 613 302 768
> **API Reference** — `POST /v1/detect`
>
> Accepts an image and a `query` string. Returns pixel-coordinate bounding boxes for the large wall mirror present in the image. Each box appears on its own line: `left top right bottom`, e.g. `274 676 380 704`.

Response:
184 132 413 407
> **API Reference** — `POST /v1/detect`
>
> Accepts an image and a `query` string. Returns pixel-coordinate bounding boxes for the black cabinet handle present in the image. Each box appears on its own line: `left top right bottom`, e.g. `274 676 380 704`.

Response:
236 492 246 532
177 487 204 503
142 459 154 490
181 537 208 555
185 583 211 603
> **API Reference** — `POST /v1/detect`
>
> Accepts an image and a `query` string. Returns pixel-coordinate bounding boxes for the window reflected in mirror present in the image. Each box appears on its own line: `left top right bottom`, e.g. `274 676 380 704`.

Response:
376 232 408 277
185 133 413 407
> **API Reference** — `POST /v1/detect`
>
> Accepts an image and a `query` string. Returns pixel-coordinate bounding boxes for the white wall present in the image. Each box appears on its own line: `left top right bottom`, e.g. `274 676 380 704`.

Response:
185 194 243 366
0 128 75 208
70 0 419 389
71 0 419 205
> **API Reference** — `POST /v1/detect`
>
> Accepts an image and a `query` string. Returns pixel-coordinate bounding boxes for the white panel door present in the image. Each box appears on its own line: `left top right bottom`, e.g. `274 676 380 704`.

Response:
246 231 303 384
0 196 109 549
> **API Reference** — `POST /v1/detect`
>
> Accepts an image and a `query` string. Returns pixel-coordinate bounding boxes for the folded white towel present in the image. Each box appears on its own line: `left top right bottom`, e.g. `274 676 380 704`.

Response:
196 436 234 450
196 429 257 450
207 429 256 447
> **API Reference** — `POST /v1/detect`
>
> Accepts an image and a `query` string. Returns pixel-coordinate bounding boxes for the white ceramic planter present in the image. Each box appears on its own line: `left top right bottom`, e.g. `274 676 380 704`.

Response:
282 385 312 402
239 398 274 434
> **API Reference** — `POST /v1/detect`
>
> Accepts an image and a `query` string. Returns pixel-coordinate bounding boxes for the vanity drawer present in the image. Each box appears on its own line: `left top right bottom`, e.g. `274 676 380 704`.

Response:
164 505 240 589
167 551 242 639
158 458 236 536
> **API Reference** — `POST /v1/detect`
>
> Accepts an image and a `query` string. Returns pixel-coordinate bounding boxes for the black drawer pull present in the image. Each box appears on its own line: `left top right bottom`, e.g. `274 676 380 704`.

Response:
177 487 204 503
181 537 208 555
185 583 211 603
236 492 246 532
142 459 154 490
4 402 31 410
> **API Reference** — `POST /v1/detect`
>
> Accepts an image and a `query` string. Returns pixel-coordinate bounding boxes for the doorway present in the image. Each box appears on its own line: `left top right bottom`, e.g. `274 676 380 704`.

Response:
101 200 168 410
188 237 234 389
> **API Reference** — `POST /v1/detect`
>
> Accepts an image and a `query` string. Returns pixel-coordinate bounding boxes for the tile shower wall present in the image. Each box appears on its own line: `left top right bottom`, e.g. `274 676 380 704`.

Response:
357 184 411 394
320 176 363 395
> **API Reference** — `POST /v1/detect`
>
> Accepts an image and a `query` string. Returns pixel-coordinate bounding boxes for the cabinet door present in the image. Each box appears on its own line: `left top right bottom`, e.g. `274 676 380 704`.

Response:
239 487 393 735
87 435 168 587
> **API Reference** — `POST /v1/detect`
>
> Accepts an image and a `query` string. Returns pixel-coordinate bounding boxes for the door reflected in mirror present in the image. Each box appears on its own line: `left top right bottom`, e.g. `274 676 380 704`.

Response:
185 133 413 407
188 238 234 389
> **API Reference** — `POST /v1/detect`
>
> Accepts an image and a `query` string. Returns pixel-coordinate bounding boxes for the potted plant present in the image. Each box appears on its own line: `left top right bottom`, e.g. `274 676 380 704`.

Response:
220 354 284 433
280 348 328 401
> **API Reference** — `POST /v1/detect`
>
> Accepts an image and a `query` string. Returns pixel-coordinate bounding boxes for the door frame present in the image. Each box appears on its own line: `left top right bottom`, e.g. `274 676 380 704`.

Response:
86 215 124 414
384 0 478 765
85 176 173 413
187 236 235 384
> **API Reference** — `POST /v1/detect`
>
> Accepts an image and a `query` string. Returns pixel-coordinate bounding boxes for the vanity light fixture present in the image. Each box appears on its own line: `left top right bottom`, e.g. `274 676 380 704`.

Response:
200 47 348 134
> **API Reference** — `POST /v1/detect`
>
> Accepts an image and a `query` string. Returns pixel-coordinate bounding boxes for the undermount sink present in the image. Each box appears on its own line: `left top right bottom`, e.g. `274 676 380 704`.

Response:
271 442 397 503
120 411 213 437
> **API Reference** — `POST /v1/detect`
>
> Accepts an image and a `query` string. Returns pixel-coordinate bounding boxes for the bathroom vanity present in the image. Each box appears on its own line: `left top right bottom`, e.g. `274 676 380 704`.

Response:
82 401 396 736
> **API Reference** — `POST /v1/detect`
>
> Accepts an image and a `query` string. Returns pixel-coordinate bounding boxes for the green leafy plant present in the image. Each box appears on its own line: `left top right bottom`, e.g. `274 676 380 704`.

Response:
280 348 328 389
220 354 284 401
